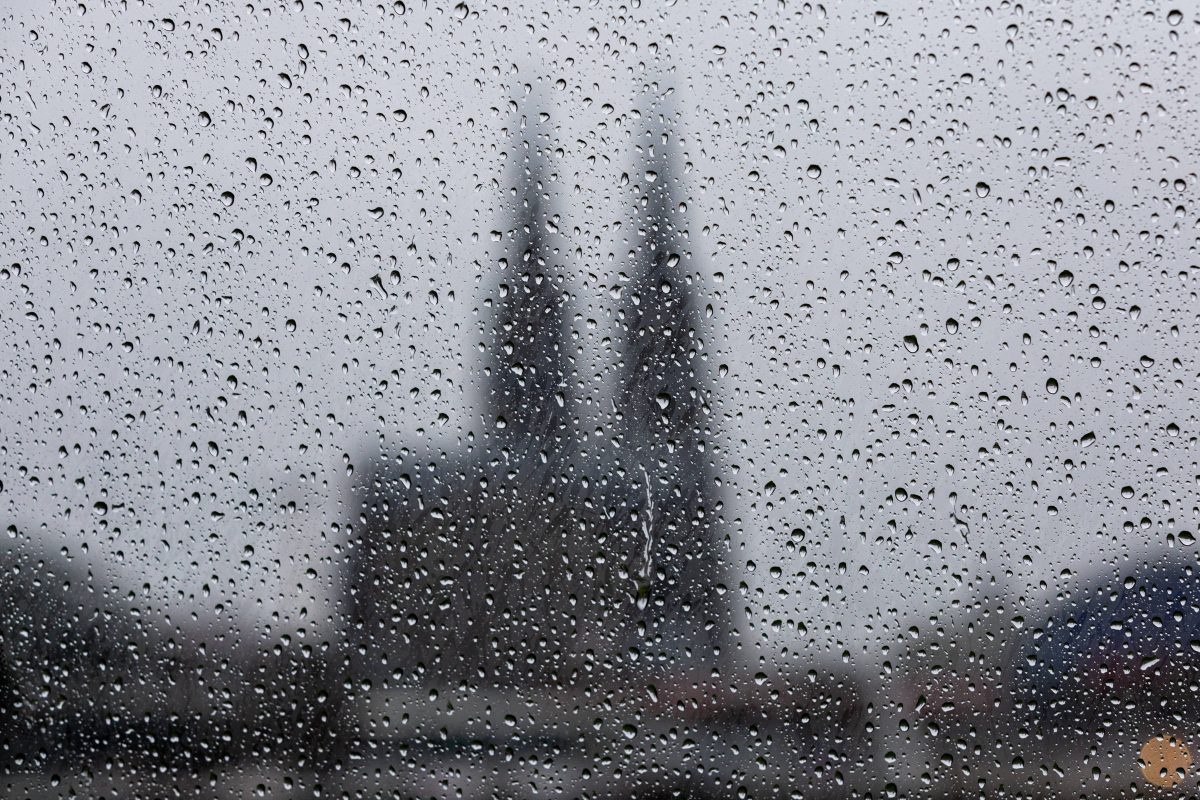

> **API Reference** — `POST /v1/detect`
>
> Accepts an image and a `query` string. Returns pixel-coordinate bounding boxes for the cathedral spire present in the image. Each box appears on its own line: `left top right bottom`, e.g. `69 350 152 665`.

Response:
482 110 573 451
615 99 728 656
616 104 712 467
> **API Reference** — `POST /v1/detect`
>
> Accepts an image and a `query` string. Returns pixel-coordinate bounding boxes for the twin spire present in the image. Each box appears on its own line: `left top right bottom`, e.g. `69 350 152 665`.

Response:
475 104 726 655
482 106 712 468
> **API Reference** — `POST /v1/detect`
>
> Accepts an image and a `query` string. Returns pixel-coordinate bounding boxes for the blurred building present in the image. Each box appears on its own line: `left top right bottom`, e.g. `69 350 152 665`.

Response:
343 112 732 694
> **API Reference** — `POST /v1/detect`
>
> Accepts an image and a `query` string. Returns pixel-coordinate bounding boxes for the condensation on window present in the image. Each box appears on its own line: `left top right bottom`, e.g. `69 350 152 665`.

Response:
0 3 1197 799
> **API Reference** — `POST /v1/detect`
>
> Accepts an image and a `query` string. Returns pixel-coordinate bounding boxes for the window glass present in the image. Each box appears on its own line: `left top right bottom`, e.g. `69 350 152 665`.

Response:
1 3 1197 798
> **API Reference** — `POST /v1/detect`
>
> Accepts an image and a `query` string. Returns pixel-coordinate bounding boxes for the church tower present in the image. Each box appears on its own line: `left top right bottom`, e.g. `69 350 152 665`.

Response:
614 104 730 663
481 115 574 456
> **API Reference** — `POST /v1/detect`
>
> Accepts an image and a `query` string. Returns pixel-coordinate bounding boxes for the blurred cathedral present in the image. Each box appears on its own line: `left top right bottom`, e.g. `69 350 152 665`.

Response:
343 108 732 695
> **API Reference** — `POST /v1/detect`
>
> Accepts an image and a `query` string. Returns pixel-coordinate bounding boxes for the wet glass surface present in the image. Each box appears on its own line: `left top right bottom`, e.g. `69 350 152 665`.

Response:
1 2 1199 798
